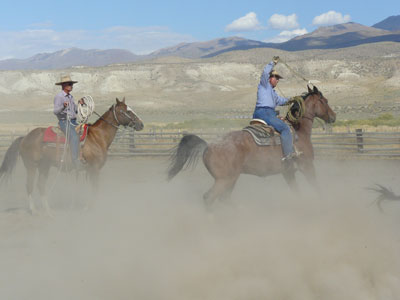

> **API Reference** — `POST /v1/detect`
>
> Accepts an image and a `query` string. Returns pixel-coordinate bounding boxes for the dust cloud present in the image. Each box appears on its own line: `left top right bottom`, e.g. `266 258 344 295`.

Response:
0 157 399 300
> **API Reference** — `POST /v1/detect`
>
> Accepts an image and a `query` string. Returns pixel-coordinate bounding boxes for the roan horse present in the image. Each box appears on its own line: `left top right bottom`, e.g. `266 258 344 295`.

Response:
0 98 143 214
168 85 336 206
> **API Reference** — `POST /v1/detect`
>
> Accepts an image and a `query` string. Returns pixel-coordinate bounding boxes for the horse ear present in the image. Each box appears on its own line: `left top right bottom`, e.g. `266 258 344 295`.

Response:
116 98 120 103
313 86 319 93
122 97 126 103
308 85 312 93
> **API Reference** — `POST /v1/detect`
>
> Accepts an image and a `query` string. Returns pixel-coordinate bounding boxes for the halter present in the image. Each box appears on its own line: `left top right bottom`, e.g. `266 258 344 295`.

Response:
112 104 122 127
94 104 141 129
93 104 126 129
114 105 141 128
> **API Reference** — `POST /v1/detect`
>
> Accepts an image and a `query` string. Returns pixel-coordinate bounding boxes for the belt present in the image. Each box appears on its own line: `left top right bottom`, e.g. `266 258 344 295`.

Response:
59 118 76 121
255 106 274 109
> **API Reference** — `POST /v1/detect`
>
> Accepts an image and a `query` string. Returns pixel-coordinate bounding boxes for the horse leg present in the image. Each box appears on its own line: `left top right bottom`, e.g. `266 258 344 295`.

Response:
25 165 38 214
220 177 239 202
203 177 237 208
88 167 100 191
37 162 54 217
84 165 100 210
282 170 300 194
300 161 321 196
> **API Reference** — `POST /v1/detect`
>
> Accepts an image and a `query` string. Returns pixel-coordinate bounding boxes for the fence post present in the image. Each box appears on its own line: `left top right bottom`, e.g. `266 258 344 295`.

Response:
356 128 364 153
129 130 135 153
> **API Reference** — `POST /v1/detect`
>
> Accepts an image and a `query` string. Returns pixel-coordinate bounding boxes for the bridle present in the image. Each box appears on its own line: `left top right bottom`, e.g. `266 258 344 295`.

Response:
301 92 327 123
94 104 141 129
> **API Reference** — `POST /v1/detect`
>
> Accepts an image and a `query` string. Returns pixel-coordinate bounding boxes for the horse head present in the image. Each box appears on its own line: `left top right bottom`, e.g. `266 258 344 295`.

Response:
114 97 144 131
304 85 336 124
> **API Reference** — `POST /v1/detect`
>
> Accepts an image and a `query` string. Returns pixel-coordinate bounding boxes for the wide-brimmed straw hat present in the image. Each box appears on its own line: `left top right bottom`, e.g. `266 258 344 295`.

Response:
270 70 283 79
55 75 78 86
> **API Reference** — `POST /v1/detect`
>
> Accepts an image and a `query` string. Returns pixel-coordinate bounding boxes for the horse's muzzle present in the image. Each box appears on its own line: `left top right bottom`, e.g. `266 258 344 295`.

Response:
134 121 144 131
328 113 336 123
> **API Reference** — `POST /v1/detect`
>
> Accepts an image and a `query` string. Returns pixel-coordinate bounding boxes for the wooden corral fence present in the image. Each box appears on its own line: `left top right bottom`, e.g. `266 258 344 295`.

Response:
108 128 400 158
0 129 399 158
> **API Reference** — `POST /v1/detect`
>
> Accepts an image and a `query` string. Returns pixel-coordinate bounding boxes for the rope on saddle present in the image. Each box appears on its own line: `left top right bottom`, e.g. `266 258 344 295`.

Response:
78 95 95 124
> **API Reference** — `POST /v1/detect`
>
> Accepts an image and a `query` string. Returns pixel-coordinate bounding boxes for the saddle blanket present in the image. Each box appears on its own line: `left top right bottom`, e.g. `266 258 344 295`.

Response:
242 119 296 146
243 124 282 146
43 124 88 143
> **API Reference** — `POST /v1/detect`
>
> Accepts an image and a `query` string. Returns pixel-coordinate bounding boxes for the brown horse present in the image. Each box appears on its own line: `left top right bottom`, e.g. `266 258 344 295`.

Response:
168 85 336 206
0 97 143 214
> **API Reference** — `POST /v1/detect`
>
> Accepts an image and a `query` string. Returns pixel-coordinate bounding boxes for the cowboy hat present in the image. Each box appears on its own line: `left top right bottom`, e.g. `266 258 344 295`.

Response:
270 70 283 79
55 75 78 85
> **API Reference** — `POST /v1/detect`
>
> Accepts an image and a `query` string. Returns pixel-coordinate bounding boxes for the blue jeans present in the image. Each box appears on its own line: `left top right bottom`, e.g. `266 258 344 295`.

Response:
253 107 294 157
59 119 79 162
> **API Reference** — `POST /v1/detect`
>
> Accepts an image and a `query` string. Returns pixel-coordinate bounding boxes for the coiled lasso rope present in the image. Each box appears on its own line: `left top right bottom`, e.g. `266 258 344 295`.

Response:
285 96 306 123
77 95 95 124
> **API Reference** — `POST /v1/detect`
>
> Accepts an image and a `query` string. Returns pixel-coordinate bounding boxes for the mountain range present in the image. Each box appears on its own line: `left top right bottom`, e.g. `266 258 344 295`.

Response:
373 14 400 31
0 15 399 70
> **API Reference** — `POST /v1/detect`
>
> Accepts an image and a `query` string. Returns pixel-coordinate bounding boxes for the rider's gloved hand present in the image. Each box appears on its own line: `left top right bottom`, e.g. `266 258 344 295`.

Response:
272 56 280 64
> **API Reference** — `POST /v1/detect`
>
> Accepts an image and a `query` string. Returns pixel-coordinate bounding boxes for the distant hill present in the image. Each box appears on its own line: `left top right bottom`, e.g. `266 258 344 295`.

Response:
274 22 399 51
148 37 267 59
202 23 400 57
373 15 400 31
0 48 140 70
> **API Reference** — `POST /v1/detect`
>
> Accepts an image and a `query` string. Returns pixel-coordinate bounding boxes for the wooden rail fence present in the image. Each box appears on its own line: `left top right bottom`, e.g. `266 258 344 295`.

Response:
0 129 399 158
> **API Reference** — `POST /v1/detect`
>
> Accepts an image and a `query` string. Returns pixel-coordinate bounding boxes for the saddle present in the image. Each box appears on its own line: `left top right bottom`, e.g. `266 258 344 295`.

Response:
43 124 89 144
242 119 296 146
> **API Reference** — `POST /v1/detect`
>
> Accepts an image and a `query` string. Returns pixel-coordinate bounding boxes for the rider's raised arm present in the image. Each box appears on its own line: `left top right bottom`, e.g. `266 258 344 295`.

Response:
259 61 275 88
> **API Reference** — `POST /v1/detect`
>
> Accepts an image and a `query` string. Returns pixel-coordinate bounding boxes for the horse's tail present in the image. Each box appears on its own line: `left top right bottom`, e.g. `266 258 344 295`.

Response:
0 136 24 182
367 184 400 200
167 134 208 180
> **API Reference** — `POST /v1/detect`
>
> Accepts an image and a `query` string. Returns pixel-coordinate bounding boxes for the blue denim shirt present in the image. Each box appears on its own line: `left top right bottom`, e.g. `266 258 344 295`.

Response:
255 61 289 109
53 91 77 120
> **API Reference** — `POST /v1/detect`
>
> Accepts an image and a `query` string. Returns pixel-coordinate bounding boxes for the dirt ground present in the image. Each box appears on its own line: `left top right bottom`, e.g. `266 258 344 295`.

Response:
0 156 400 299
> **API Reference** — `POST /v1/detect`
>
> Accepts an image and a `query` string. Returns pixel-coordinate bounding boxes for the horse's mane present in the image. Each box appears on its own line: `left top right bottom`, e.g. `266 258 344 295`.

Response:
300 89 323 101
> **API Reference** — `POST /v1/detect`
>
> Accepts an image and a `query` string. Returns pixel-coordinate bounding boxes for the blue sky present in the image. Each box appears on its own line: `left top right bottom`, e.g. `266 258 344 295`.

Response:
0 0 398 59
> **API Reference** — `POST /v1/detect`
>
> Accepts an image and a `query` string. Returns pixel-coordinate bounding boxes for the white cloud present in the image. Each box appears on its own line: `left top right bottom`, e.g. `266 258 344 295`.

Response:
0 26 196 59
268 14 299 30
265 28 308 43
225 12 262 32
312 11 351 26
